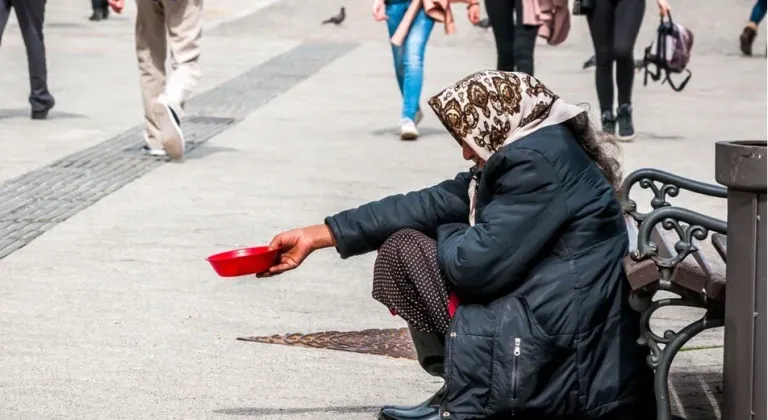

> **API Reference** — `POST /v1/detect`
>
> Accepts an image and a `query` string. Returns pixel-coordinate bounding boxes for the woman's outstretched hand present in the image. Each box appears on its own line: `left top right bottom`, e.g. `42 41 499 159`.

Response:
258 224 337 277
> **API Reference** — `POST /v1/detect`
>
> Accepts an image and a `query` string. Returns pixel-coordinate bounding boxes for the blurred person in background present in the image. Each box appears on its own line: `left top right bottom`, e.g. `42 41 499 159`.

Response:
0 0 55 119
372 0 481 141
108 0 203 161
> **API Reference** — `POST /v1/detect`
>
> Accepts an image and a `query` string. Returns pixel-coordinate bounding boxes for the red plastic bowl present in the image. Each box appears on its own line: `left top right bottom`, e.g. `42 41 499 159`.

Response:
206 246 279 277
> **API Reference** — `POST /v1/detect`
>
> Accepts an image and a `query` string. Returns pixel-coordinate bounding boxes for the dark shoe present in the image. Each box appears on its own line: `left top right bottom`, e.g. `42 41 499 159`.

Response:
379 384 445 420
600 110 616 135
88 9 103 21
101 6 110 19
31 100 54 120
740 26 757 56
616 104 636 142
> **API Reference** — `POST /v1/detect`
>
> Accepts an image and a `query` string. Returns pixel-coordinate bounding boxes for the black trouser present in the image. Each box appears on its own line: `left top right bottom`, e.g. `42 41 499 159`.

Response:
586 0 645 112
0 0 54 112
485 0 539 75
91 0 107 10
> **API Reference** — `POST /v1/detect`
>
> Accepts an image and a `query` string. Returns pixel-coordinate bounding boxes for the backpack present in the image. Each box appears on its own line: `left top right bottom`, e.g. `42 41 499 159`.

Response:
643 13 694 92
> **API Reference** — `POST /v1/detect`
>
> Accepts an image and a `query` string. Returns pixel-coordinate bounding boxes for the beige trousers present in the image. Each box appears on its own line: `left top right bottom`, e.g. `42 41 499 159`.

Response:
135 0 203 149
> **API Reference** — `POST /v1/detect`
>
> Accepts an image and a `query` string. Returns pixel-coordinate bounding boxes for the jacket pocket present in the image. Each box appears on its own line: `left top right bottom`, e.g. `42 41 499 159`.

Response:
441 305 497 419
491 296 576 417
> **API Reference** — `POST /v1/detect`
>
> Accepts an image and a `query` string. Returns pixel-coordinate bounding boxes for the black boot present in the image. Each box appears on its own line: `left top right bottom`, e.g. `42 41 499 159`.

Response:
379 325 446 420
379 384 446 420
88 9 103 21
600 110 616 135
616 103 636 142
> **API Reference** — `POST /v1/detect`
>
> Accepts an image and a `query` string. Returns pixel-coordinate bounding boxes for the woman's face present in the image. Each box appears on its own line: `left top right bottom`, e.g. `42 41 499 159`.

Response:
462 141 485 169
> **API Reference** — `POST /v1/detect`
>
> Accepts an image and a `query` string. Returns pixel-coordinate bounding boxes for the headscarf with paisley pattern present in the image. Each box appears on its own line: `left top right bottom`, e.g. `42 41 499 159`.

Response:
427 70 585 225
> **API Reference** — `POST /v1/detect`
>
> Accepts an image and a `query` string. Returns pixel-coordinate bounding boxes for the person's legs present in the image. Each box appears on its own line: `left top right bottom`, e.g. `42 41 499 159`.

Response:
511 0 539 75
751 0 767 25
385 2 407 98
612 0 644 141
400 9 433 122
135 0 167 154
586 0 616 133
12 0 55 118
742 0 767 55
373 229 450 420
0 0 12 46
485 0 516 71
154 0 202 160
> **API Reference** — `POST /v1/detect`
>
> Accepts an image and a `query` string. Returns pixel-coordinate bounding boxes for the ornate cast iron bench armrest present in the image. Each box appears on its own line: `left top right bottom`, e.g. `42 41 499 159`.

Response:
619 168 728 222
625 205 727 420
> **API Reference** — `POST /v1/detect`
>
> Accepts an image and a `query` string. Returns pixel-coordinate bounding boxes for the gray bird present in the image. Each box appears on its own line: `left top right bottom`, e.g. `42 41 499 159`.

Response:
322 7 346 25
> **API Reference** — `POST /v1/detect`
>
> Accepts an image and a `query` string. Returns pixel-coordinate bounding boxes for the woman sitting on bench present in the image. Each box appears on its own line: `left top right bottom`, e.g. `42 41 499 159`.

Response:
263 70 655 420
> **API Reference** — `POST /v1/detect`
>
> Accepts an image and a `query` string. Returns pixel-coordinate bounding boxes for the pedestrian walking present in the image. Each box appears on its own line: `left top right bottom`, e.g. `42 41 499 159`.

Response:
108 0 203 160
582 0 670 141
0 0 56 120
740 0 766 56
373 0 481 141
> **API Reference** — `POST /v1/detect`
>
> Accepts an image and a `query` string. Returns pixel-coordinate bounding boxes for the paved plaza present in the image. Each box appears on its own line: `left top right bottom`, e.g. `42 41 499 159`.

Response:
0 0 765 419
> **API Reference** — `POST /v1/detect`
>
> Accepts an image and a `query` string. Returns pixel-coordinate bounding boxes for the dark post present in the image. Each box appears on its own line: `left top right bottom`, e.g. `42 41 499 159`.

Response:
715 140 767 420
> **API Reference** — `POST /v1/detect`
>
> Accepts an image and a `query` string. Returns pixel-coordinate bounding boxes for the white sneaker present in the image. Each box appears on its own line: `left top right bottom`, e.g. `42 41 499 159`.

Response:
142 145 167 157
399 118 419 140
152 95 185 160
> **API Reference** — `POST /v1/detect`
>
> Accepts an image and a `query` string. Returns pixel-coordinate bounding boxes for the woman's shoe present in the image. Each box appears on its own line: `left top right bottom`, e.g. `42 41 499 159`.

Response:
88 9 103 21
600 110 616 135
399 118 419 140
740 24 757 56
616 104 636 142
378 384 446 420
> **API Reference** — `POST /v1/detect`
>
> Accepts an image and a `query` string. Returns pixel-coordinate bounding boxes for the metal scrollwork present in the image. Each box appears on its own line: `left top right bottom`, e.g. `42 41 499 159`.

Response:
637 297 705 368
619 168 727 222
632 206 727 269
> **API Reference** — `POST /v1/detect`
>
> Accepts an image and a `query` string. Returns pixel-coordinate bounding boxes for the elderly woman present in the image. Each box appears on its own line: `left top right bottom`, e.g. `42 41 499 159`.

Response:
264 70 654 420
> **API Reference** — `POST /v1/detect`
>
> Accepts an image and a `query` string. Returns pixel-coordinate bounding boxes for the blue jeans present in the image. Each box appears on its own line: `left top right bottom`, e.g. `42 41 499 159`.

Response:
750 0 767 25
386 2 434 121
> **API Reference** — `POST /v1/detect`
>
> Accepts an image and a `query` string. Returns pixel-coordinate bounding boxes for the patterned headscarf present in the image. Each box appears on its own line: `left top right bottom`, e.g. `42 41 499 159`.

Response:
428 70 584 161
428 70 585 225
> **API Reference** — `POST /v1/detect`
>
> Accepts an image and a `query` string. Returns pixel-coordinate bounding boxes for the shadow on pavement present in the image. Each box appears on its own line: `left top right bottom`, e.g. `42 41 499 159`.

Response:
0 108 86 120
370 126 445 138
213 405 380 416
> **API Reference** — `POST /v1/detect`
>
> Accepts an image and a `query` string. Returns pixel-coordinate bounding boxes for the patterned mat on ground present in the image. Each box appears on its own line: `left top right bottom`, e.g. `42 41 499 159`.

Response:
238 328 417 359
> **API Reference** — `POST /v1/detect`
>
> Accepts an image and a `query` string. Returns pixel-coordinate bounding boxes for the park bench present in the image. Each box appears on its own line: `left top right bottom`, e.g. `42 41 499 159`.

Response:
618 168 729 420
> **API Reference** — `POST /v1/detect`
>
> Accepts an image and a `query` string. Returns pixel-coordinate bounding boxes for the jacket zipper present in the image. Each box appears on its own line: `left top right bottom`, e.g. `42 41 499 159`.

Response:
441 317 459 419
512 337 521 408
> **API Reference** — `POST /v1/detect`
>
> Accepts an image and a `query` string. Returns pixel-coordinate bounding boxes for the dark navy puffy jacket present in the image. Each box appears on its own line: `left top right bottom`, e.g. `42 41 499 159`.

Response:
325 124 655 419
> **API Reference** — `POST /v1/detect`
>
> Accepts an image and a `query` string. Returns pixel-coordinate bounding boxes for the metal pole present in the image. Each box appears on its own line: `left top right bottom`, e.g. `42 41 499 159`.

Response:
715 140 767 420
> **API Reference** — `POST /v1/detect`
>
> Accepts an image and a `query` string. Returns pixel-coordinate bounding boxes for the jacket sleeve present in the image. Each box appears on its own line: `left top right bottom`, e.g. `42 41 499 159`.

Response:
436 149 569 299
324 171 472 259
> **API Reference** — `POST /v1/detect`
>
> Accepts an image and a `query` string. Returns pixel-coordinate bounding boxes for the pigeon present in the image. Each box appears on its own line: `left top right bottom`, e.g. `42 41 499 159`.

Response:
322 7 346 25
474 17 491 29
582 54 645 71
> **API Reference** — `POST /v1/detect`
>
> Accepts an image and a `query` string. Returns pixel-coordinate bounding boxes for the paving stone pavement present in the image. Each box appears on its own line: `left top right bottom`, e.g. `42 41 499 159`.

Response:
0 0 765 419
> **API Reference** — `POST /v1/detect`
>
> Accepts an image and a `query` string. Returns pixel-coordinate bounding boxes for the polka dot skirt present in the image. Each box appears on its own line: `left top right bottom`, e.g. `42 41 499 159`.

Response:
372 229 451 335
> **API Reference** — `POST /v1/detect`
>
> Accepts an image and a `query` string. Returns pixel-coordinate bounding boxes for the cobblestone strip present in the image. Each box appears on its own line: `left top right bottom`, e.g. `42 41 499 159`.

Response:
0 42 358 260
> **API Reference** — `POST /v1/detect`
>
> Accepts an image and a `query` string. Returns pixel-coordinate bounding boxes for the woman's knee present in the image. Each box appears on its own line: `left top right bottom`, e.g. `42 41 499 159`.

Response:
379 228 424 253
612 42 634 62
